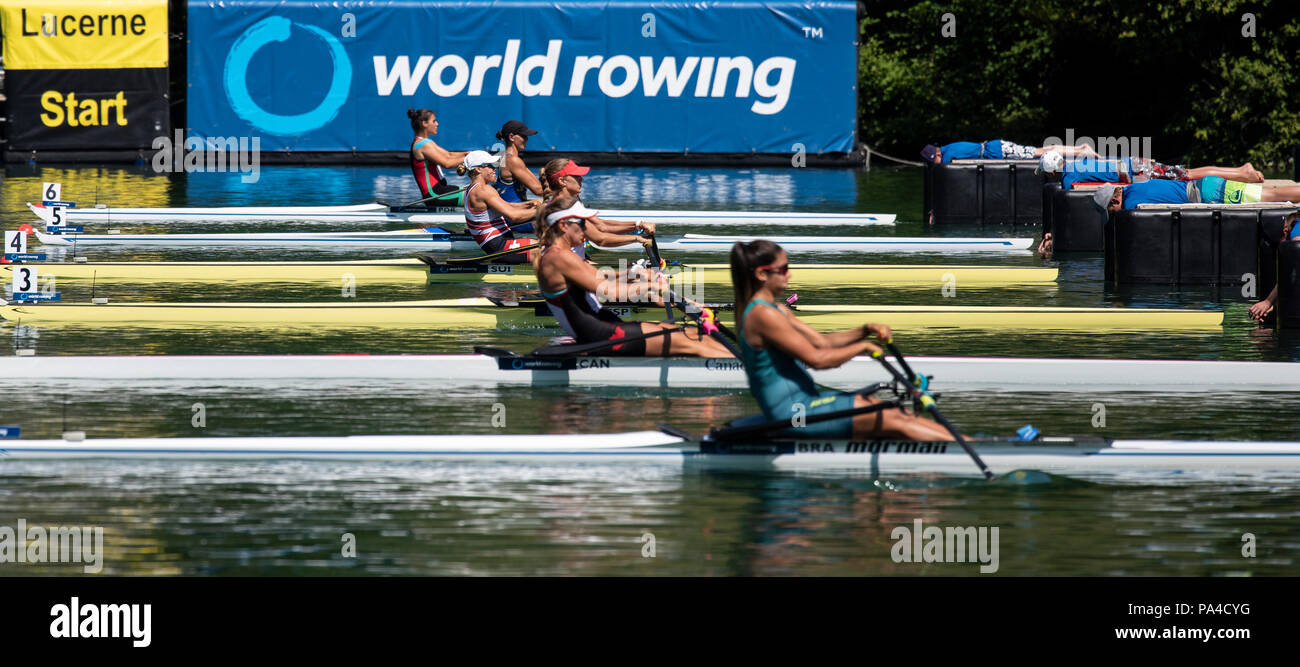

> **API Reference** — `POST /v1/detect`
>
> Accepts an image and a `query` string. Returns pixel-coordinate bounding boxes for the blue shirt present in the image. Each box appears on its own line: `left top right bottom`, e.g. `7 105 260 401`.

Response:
1121 179 1189 209
940 140 1002 162
1063 158 1130 189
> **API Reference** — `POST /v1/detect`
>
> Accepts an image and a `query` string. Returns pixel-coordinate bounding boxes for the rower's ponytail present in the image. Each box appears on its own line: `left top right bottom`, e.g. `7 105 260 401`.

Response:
539 158 569 199
407 108 434 132
730 240 782 311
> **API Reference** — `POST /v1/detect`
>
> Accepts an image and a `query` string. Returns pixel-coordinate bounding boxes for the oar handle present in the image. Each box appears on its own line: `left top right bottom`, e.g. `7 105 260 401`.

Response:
869 346 995 481
669 291 743 358
643 237 674 322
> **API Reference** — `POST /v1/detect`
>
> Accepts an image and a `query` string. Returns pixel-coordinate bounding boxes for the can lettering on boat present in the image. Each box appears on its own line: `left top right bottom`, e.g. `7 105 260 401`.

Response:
704 359 744 371
575 359 611 369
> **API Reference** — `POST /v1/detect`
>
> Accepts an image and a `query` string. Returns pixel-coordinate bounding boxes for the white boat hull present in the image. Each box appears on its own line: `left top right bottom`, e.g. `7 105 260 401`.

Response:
34 229 1033 253
2 354 1295 392
27 202 896 227
3 432 1299 480
597 234 1034 253
33 228 477 250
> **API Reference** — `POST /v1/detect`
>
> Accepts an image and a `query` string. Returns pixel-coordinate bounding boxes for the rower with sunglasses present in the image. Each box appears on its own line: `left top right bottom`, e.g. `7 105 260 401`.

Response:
460 150 542 263
539 158 654 258
730 240 957 440
494 120 544 203
534 195 732 357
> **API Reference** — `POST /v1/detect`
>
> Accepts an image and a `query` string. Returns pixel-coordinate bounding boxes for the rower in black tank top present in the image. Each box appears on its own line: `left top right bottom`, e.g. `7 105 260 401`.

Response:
540 247 647 355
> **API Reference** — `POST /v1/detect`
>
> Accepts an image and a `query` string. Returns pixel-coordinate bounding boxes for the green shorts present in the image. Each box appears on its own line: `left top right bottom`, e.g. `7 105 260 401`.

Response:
772 391 857 439
1201 175 1263 204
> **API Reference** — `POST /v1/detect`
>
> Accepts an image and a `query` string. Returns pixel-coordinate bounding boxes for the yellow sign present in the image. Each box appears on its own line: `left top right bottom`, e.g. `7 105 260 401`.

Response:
0 0 168 70
40 90 129 127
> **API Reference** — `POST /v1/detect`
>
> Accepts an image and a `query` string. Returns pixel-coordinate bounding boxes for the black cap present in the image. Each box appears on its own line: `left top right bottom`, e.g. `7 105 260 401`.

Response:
500 120 538 138
920 144 939 163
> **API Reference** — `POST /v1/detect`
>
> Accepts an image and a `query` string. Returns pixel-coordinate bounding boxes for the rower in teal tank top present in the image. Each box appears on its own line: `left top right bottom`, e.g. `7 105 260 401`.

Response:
738 298 857 438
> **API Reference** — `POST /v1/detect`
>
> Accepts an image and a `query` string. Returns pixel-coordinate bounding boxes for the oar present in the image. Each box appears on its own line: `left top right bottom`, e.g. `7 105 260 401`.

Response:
389 185 470 210
873 341 995 481
660 288 743 358
643 237 674 322
444 242 540 264
639 237 745 356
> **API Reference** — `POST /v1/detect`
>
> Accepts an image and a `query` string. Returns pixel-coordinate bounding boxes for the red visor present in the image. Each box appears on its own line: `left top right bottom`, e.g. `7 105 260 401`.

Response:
548 161 590 183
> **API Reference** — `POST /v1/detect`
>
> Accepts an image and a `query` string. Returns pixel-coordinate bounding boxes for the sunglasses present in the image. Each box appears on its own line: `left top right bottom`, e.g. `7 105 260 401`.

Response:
757 263 789 275
560 217 587 228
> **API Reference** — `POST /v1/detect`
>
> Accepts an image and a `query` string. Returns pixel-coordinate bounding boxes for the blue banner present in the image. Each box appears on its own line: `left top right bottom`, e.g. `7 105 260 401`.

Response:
187 1 856 154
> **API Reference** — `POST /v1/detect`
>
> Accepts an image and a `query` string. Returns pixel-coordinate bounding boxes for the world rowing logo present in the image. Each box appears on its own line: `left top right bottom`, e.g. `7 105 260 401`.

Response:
223 16 353 135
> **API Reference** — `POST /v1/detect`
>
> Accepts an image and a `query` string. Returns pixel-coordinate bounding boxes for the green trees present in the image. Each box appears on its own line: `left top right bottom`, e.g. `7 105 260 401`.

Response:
859 0 1300 171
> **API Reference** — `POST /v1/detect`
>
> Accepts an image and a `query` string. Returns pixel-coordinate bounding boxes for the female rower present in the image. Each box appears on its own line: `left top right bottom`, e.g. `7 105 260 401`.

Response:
731 240 956 440
408 109 468 208
535 196 731 357
495 120 544 202
462 151 541 263
539 158 655 250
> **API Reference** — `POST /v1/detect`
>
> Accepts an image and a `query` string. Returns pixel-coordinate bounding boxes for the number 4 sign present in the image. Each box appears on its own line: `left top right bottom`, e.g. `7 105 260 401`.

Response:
3 230 45 264
5 230 26 254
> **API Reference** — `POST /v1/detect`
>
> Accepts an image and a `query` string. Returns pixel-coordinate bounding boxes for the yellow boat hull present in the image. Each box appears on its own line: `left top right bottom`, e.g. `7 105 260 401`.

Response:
0 298 1221 331
1 258 431 285
3 261 1058 287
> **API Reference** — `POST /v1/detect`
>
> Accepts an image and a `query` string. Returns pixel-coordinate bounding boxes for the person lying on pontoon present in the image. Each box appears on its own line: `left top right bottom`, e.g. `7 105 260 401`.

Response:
1039 153 1263 189
1092 178 1300 212
921 140 1096 164
1248 212 1300 322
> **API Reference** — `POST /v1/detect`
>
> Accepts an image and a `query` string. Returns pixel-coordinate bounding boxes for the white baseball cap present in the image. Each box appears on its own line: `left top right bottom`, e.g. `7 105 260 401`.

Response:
1039 151 1064 174
463 150 501 169
545 201 600 225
